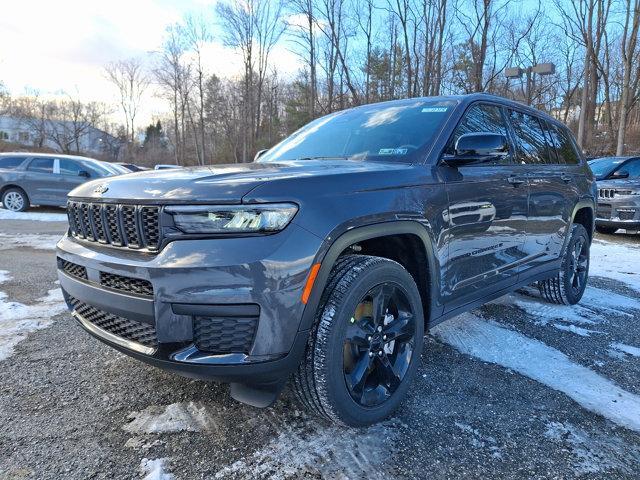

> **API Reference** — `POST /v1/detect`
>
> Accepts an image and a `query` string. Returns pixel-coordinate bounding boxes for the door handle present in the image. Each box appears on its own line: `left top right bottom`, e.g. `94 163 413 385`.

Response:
560 174 572 183
507 175 525 186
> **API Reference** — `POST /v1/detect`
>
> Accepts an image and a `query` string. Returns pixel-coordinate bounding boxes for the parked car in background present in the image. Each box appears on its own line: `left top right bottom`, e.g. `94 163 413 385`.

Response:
0 152 129 211
154 164 182 170
57 94 595 426
588 156 640 234
116 163 148 172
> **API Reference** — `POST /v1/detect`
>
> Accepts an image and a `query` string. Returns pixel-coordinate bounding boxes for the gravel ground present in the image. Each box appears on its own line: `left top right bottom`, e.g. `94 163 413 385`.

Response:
0 208 639 479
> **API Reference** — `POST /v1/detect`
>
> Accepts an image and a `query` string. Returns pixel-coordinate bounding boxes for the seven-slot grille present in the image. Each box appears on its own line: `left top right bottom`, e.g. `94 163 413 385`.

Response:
598 188 615 199
67 202 161 251
69 296 158 349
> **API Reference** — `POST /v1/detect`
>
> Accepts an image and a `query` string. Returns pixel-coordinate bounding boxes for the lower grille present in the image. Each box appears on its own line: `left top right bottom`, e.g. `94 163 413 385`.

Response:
61 260 87 280
100 272 153 297
194 314 258 354
69 297 157 349
618 209 636 221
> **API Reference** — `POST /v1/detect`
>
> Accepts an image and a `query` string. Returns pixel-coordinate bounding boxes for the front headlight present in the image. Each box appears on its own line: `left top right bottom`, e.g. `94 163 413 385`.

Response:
617 189 640 196
165 203 298 234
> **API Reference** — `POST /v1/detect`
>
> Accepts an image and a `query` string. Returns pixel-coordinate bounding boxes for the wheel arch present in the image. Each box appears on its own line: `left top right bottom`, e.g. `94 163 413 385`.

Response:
299 221 440 332
0 184 30 204
571 200 595 243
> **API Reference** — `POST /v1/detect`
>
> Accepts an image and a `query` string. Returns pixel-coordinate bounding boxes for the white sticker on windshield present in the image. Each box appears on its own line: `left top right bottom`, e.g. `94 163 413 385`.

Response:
379 148 408 155
422 107 448 113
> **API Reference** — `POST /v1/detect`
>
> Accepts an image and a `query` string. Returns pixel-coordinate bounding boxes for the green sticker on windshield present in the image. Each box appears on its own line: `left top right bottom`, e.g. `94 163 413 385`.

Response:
379 148 408 155
422 107 448 113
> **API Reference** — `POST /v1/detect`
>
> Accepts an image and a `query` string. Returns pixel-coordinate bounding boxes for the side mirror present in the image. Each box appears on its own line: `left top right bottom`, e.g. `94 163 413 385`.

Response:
611 170 629 179
254 149 268 162
78 170 90 178
443 133 509 167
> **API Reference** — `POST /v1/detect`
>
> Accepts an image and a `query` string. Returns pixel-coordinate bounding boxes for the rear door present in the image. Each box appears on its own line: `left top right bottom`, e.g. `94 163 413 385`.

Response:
24 157 57 204
441 103 529 309
507 110 580 273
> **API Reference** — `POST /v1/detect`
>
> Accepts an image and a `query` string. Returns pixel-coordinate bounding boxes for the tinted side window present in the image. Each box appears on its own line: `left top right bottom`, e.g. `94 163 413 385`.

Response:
508 110 550 165
618 159 640 178
27 158 54 173
552 125 580 164
449 104 511 164
59 159 81 175
0 157 27 169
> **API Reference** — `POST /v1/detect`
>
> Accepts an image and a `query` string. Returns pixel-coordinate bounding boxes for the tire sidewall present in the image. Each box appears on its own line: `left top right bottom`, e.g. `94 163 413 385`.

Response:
320 261 424 426
2 188 28 212
561 224 590 304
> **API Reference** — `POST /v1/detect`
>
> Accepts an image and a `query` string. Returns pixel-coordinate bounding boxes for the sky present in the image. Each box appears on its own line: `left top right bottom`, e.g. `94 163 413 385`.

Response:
0 0 301 126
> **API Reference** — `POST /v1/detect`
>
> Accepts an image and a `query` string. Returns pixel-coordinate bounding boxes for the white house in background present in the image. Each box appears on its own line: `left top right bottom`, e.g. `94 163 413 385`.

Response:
0 115 119 156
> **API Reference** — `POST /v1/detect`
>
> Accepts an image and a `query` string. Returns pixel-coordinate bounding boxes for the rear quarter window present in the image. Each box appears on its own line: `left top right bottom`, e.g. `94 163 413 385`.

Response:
552 125 581 165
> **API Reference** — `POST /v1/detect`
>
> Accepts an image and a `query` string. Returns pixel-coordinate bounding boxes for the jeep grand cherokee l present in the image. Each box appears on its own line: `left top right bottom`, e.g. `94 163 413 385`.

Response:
56 94 595 426
589 156 640 234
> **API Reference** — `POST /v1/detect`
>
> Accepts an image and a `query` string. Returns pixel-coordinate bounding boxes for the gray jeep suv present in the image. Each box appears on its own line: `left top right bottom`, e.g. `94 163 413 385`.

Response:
56 94 596 426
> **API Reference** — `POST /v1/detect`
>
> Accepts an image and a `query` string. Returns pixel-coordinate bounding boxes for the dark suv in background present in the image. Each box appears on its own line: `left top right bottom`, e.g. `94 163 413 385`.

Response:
56 94 595 426
589 156 640 234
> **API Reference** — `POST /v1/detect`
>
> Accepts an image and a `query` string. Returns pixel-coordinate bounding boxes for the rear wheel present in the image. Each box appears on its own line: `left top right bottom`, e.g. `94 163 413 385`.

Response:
538 223 590 305
595 225 617 235
293 255 424 426
1 188 29 212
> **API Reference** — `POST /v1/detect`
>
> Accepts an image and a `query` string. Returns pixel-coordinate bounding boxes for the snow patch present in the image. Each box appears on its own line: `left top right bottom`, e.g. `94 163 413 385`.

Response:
214 421 399 479
0 281 66 361
0 207 67 222
544 421 640 474
551 323 603 337
610 343 640 358
454 422 503 459
590 240 640 291
139 458 174 480
433 313 640 432
0 233 61 250
124 402 216 434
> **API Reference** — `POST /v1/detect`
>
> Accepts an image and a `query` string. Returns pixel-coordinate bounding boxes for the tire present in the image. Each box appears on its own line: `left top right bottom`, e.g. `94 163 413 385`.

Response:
595 225 617 235
538 223 590 305
1 187 29 212
293 254 424 426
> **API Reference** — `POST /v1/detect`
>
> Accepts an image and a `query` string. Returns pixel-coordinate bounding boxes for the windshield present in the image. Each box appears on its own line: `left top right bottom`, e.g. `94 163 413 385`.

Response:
589 157 625 179
85 160 128 176
258 99 458 164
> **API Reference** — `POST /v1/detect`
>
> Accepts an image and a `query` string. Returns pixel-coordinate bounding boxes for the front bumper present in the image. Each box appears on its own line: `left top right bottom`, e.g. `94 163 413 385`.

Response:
596 197 640 230
56 222 322 386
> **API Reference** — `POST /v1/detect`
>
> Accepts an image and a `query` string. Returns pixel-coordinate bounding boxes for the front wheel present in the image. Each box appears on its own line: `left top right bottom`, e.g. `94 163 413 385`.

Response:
538 223 590 305
293 255 424 426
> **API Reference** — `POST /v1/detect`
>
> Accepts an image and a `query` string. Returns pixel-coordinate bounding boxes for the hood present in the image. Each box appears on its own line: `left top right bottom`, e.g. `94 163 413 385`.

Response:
68 160 410 203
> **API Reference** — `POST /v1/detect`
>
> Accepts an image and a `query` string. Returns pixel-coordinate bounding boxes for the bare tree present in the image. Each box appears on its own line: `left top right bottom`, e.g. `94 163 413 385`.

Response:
616 0 640 155
104 58 150 144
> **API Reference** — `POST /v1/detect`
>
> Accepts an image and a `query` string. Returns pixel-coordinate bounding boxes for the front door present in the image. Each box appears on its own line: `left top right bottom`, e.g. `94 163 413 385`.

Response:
440 103 529 309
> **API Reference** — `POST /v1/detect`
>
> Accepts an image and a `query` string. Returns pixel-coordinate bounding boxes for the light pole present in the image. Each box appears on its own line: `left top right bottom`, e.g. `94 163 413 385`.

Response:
505 63 555 106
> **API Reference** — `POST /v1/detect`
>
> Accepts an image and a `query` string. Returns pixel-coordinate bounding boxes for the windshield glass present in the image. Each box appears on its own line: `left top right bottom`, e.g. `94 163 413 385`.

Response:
589 157 625 179
86 160 127 176
258 99 458 164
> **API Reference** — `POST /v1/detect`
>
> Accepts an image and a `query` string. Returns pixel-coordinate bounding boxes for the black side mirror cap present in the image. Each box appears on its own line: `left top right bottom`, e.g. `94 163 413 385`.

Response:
254 149 268 162
443 133 509 167
611 170 629 179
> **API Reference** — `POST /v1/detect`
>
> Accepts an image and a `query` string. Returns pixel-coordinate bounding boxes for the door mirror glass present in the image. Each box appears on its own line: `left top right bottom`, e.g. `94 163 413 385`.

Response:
78 170 90 178
445 133 509 166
